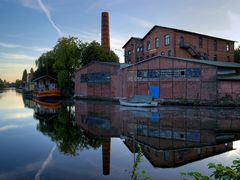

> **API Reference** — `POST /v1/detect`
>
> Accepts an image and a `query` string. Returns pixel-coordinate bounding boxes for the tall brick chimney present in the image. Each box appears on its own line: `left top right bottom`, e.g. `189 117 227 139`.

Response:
101 12 110 53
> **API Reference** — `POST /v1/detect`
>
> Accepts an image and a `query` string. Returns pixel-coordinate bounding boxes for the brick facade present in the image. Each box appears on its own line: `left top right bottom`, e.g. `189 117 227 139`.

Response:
123 26 235 64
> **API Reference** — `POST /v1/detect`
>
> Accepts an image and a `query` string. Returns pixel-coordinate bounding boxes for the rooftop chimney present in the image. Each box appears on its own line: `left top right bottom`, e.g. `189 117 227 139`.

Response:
101 12 110 53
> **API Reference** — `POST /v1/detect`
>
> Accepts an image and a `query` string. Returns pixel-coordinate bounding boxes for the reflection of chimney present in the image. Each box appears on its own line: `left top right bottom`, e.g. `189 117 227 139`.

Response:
101 12 110 53
102 139 111 175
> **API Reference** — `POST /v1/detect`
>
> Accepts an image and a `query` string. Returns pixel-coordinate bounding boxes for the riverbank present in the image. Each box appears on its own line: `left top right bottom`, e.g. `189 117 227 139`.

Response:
74 95 240 107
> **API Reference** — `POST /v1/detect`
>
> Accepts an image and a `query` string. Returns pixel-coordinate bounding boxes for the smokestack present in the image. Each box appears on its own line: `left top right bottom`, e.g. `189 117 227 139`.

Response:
102 139 111 175
101 12 110 53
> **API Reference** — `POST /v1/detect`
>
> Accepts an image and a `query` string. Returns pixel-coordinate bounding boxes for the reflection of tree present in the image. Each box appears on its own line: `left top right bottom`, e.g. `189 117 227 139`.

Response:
37 104 103 156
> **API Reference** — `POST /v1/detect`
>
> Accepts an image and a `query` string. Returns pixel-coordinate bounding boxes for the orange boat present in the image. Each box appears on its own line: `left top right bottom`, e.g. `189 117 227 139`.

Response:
32 89 61 98
31 75 61 99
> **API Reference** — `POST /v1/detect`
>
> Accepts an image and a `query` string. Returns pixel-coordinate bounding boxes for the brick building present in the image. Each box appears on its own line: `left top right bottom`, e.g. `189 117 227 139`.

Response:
74 13 240 103
123 26 235 64
75 55 240 102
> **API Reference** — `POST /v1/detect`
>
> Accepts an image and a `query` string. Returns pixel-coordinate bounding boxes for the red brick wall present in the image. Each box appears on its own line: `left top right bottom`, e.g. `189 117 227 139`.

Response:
123 26 234 63
143 27 175 58
75 62 120 98
218 81 240 100
124 38 143 64
121 56 217 101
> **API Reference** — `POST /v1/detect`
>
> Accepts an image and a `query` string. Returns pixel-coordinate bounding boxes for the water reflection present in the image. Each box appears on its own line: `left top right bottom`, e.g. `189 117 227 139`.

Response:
75 102 240 170
22 97 240 176
23 98 104 157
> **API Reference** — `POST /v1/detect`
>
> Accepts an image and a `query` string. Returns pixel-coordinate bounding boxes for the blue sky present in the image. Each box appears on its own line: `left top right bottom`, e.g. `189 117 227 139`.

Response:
0 0 240 82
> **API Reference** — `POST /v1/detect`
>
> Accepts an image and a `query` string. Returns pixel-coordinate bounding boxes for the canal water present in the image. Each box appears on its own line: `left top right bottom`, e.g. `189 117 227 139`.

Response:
1 89 240 180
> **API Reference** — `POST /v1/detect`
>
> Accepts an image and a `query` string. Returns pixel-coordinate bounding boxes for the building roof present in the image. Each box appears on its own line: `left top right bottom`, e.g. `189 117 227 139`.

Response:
122 55 240 69
217 74 240 80
176 57 240 68
122 25 236 49
76 61 121 72
122 37 142 48
32 75 57 82
143 25 236 42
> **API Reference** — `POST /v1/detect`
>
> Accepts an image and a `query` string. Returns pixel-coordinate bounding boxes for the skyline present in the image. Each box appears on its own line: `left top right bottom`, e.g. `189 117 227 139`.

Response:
0 0 240 82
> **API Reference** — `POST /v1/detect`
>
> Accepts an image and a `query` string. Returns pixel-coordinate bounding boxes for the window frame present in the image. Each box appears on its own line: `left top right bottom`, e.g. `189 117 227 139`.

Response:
164 34 170 46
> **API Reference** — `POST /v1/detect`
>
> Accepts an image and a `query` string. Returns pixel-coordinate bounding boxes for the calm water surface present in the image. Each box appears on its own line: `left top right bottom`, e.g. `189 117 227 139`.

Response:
1 89 240 180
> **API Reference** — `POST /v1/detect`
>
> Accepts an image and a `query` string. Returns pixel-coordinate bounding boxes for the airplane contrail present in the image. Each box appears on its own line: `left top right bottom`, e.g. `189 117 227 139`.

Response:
37 0 64 37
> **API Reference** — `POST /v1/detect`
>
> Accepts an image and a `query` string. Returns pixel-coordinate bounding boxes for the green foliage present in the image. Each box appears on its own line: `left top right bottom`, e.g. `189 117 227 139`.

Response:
34 51 57 79
15 79 23 88
32 36 119 95
181 159 240 180
36 104 103 155
81 41 119 66
131 144 151 180
0 78 5 90
234 46 240 63
57 70 69 89
22 69 27 82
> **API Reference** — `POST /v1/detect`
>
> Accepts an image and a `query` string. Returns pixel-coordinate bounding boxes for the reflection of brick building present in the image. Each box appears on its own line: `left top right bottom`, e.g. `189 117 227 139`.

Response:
75 102 240 169
123 26 235 64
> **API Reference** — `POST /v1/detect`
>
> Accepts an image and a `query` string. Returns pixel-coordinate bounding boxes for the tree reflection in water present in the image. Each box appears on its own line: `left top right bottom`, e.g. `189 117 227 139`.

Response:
34 103 104 156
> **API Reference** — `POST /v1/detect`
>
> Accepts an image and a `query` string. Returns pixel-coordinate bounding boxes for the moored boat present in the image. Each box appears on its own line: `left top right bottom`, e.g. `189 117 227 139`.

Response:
119 95 158 107
31 75 61 100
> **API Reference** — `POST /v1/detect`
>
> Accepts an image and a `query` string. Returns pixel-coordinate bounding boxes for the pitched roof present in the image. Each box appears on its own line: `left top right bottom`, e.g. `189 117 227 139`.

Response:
121 55 240 69
142 25 236 42
122 26 236 49
76 61 121 72
122 37 142 48
32 75 57 82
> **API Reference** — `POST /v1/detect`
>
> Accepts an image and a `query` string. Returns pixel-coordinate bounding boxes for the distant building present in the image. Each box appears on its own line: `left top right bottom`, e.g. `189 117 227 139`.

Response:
123 26 235 64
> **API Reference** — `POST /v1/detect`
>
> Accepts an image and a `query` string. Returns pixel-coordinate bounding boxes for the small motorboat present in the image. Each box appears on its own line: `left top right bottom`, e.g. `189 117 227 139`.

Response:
119 95 158 107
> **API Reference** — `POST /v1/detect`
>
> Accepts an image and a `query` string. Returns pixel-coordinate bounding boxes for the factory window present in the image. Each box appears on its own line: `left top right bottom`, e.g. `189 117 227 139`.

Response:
136 47 140 52
227 56 230 61
181 70 185 76
155 37 160 48
164 34 170 46
81 72 111 83
140 47 144 52
168 50 172 56
147 40 151 50
214 54 217 61
128 50 132 55
213 40 217 51
226 43 230 52
180 36 184 46
199 37 203 48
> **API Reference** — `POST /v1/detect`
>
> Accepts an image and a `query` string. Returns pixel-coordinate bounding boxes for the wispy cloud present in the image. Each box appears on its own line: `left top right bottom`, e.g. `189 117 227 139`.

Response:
35 145 56 180
0 41 51 52
0 125 23 132
125 15 154 29
19 0 40 10
36 0 64 37
0 52 37 61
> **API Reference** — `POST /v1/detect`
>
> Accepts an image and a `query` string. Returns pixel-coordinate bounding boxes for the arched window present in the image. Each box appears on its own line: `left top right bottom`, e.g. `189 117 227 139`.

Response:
147 40 151 50
180 36 184 46
164 35 170 46
155 37 160 48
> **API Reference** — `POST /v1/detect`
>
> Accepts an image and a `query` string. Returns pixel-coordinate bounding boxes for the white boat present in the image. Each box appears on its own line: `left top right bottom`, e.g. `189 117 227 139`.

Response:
119 99 158 107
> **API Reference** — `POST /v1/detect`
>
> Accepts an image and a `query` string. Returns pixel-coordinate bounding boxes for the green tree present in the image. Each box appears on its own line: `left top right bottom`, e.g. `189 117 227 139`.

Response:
81 41 119 66
235 46 240 63
30 67 34 74
0 78 5 90
15 79 23 88
53 37 84 94
22 69 27 83
33 51 57 79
